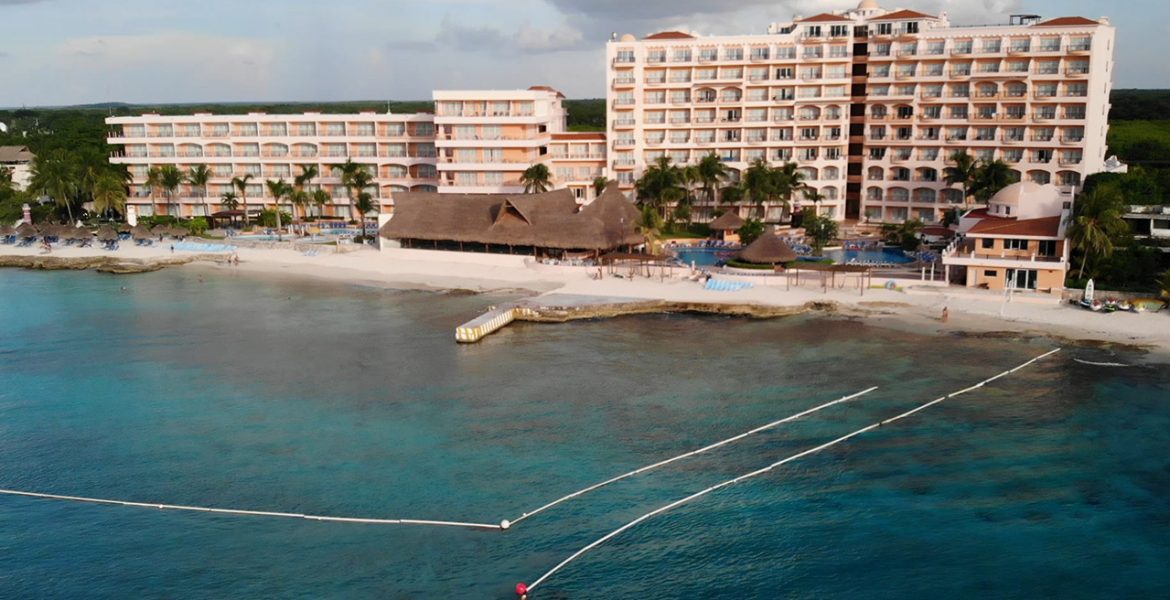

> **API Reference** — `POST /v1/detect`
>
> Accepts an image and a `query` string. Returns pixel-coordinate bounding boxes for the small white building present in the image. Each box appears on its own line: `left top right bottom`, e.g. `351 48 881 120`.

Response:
0 145 35 191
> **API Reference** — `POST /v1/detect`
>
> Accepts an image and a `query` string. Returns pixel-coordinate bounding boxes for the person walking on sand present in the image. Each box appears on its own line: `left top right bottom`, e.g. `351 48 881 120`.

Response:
942 306 949 323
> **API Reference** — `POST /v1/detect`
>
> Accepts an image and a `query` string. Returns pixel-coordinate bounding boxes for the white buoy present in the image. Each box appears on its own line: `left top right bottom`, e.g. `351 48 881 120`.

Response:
500 519 511 530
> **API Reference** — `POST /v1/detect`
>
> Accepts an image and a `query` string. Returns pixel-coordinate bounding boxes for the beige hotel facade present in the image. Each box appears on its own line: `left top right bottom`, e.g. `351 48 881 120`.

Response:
606 0 1114 223
106 1 1115 225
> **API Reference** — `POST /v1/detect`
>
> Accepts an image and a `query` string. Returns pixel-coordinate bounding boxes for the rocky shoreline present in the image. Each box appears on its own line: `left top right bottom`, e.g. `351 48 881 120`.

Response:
517 298 842 322
0 253 227 274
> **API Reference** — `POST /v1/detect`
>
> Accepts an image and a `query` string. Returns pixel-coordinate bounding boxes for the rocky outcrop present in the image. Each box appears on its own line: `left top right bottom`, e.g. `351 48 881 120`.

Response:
518 299 840 322
0 254 228 274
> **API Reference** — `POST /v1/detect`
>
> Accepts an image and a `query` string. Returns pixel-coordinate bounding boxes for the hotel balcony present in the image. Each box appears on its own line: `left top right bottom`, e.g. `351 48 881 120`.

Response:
945 242 1066 269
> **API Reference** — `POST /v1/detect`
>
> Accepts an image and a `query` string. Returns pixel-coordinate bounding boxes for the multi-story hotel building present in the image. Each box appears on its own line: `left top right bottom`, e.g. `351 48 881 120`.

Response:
432 87 568 194
605 0 1115 224
106 111 438 219
548 132 608 203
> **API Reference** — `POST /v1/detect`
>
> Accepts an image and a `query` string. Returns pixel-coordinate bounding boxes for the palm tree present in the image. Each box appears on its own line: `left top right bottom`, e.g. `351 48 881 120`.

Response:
146 166 163 220
294 164 319 219
91 172 127 219
220 191 240 212
157 164 184 220
696 153 728 213
771 161 806 221
354 191 377 241
634 156 682 218
29 151 78 222
232 174 253 227
944 151 979 207
972 159 1015 204
339 159 373 222
1067 185 1127 280
637 204 663 254
742 158 775 219
520 163 552 193
311 189 331 218
803 213 839 255
0 166 13 192
592 175 609 198
186 164 212 218
264 178 292 240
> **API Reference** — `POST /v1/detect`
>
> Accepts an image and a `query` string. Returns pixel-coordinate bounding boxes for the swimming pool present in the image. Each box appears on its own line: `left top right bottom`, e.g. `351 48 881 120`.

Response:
815 248 915 265
672 246 740 266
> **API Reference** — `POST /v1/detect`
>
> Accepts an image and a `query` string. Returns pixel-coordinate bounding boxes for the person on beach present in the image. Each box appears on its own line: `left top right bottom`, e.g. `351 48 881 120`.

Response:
942 306 949 323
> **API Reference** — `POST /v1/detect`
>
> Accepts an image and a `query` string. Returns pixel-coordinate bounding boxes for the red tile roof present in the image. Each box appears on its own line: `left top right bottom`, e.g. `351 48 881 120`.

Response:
798 13 851 23
1034 16 1099 27
869 9 936 21
645 31 695 40
968 216 1061 237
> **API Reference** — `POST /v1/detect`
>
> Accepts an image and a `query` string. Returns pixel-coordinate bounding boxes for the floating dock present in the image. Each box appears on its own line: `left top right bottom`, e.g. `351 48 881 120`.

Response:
455 305 538 343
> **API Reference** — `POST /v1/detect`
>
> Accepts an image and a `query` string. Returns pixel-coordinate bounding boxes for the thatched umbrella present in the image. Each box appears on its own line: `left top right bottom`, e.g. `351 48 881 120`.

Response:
0 224 14 237
16 223 38 238
116 223 132 233
131 224 153 241
738 234 798 265
72 227 95 244
709 212 746 231
167 225 188 239
150 224 170 238
97 225 119 243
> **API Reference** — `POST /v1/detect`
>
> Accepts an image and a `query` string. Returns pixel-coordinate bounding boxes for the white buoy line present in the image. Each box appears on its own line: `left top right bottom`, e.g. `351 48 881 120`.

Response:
0 387 880 531
524 348 1062 593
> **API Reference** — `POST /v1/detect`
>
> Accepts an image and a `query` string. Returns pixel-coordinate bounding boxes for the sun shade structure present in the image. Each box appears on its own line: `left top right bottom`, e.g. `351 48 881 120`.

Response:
708 212 746 231
737 234 798 264
96 225 119 243
381 186 642 252
15 223 38 237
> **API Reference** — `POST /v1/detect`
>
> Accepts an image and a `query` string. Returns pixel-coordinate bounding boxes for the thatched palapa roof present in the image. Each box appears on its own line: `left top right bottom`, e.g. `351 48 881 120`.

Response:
96 225 119 242
738 234 798 264
0 224 14 236
381 186 642 251
708 212 745 231
16 223 38 237
131 225 153 240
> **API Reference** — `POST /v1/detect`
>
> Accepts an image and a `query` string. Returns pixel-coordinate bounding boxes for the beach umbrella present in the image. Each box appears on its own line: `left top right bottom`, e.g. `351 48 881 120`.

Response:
0 224 14 237
131 225 153 241
96 225 119 243
72 227 95 243
737 234 798 265
167 225 188 238
150 224 170 237
116 223 132 233
16 223 38 238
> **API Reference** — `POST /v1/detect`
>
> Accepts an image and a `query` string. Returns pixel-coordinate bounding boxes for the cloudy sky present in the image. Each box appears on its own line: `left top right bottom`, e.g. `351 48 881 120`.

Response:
0 0 1165 106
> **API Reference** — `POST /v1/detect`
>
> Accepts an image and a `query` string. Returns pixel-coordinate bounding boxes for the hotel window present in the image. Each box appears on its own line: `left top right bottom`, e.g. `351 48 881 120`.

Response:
868 147 886 160
875 23 893 36
1035 84 1057 98
417 165 437 178
645 91 666 104
1039 37 1061 52
1064 106 1086 119
490 101 511 116
799 148 818 161
1003 149 1023 163
1004 127 1025 141
1032 149 1053 163
775 67 794 80
647 50 666 63
695 131 715 143
1066 83 1088 97
1031 128 1054 142
801 67 822 80
800 127 818 140
750 47 769 60
454 173 477 186
975 127 996 141
670 91 690 103
803 47 823 59
869 126 886 140
670 131 690 143
830 25 849 37
672 49 692 62
614 93 635 106
977 61 1000 73
1062 127 1084 142
748 67 768 81
798 87 820 99
1009 38 1031 53
696 68 717 80
947 126 967 140
805 26 822 38
645 71 666 84
773 108 793 121
871 42 891 56
982 39 1002 53
825 148 842 160
1035 60 1059 75
555 167 573 180
921 106 942 119
952 40 973 54
923 63 944 77
1007 61 1029 73
615 50 635 63
669 151 689 164
905 22 919 34
895 127 912 140
895 84 915 96
719 149 740 162
1067 61 1090 75
746 128 767 142
1069 37 1091 51
484 149 503 163
1060 151 1083 164
1004 239 1029 250
482 125 502 140
747 89 768 102
829 45 850 58
746 108 767 122
775 46 796 59
919 149 939 161
456 149 477 163
721 67 743 79
669 71 691 83
724 47 744 60
455 125 476 140
746 149 765 162
926 41 945 55
699 48 718 61
774 149 793 161
644 111 666 124
773 128 793 141
669 110 689 123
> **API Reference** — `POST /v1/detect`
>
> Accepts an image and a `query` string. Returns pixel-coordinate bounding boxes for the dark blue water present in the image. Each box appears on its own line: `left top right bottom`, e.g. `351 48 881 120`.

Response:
1 268 1168 599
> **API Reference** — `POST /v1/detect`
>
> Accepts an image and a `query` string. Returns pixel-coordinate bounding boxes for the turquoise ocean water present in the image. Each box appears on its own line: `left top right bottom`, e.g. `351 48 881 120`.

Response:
1 268 1168 599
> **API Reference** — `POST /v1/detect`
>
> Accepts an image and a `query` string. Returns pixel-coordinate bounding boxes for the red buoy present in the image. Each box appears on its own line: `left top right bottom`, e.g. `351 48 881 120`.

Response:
516 582 529 597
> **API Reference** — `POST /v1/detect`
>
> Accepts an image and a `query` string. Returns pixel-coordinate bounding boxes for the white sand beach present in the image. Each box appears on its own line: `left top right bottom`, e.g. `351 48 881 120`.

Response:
3 241 1168 356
